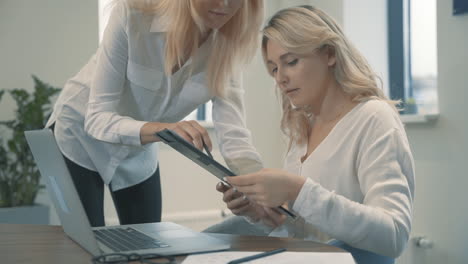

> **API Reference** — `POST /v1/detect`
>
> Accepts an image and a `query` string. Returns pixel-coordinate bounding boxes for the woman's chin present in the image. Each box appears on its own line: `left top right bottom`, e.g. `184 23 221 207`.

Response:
289 99 306 109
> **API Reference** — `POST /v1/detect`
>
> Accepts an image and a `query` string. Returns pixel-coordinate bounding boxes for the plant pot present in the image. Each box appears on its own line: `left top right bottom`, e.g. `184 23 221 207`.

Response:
405 104 418 115
0 203 49 224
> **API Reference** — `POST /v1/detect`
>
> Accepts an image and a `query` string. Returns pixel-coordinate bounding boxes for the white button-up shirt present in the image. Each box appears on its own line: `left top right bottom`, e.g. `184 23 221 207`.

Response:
269 100 415 258
46 1 263 191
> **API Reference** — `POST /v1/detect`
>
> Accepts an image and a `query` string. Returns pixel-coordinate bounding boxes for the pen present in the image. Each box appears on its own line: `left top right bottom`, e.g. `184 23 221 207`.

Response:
278 206 296 219
227 248 286 264
202 140 213 159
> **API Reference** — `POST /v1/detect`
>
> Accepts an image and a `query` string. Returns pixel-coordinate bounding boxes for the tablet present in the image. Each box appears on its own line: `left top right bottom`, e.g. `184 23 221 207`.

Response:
156 129 234 184
156 129 297 219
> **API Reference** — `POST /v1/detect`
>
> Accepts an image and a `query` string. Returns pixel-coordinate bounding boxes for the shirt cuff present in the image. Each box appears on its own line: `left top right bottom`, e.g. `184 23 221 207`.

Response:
243 215 259 224
292 178 326 225
243 216 275 233
118 119 147 146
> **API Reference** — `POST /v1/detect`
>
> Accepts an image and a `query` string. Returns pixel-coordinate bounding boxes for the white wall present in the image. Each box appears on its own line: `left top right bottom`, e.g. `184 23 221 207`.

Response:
0 0 98 120
277 0 343 25
343 0 389 95
401 0 468 263
0 0 99 224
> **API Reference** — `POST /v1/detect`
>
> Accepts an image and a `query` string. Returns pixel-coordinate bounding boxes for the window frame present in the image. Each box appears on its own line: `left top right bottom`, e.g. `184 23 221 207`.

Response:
388 0 439 120
388 0 412 103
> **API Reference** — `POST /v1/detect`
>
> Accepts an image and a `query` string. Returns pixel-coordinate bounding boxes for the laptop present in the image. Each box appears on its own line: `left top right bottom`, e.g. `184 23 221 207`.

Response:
25 129 230 257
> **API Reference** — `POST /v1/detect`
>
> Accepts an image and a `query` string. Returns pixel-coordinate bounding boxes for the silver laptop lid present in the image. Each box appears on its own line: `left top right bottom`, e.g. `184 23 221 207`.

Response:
25 129 102 256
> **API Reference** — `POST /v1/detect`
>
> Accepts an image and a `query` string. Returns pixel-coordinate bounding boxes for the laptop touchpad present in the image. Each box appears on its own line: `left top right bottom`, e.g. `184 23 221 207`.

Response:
157 230 198 239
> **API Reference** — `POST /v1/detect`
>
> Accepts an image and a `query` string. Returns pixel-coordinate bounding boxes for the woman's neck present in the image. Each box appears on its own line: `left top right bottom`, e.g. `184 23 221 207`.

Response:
313 81 355 125
198 29 212 47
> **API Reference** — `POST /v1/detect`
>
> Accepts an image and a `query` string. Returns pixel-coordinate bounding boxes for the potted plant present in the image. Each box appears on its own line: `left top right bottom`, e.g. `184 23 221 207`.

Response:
0 76 60 224
404 97 418 115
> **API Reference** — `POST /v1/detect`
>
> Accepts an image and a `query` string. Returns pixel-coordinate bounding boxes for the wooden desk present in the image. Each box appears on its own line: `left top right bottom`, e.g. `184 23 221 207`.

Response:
1 224 344 263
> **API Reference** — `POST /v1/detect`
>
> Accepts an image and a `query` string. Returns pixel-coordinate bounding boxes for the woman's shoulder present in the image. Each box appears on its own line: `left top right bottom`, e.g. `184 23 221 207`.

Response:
359 99 397 115
354 99 404 132
109 0 158 25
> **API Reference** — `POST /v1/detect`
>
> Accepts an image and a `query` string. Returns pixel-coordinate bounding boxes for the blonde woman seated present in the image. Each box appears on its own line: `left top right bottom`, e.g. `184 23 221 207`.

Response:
217 5 415 263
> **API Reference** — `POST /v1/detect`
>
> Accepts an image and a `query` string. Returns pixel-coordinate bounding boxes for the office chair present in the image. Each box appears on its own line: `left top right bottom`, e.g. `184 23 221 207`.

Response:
328 239 395 264
205 216 395 264
203 215 269 236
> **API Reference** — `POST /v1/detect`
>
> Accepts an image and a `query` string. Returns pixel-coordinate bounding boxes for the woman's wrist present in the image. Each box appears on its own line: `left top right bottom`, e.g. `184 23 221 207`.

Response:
140 122 167 145
288 176 306 201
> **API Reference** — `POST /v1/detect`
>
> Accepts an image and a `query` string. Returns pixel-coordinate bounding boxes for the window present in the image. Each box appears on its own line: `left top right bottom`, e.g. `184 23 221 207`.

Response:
388 0 439 115
98 0 210 123
184 102 212 123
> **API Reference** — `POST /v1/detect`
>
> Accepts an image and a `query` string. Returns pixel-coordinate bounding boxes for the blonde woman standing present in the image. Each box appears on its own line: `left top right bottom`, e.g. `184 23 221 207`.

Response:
220 5 415 263
46 0 264 227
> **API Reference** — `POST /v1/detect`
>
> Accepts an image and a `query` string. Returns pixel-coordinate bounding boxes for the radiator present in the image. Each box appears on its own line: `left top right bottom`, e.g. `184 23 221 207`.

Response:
395 235 434 264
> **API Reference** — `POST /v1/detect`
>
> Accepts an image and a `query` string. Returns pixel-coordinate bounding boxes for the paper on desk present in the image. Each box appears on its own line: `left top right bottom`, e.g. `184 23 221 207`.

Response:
182 251 355 264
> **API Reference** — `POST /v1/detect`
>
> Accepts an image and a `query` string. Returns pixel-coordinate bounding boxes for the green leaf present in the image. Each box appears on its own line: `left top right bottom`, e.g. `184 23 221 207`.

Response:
0 75 62 207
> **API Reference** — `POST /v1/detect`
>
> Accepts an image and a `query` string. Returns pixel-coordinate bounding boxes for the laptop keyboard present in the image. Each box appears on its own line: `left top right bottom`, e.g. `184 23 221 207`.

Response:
93 227 170 252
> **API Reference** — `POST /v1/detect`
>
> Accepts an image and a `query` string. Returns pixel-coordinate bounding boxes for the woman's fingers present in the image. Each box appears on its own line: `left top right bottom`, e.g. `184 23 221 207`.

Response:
217 182 257 217
264 207 286 227
240 193 263 205
171 126 192 143
187 120 212 151
222 188 243 203
216 181 230 193
230 203 251 215
170 121 211 151
227 194 249 210
225 174 259 187
233 185 259 196
179 121 204 150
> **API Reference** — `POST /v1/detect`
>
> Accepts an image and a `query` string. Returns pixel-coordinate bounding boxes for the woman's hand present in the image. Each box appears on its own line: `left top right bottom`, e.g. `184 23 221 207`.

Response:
140 120 212 150
216 182 286 227
225 168 306 208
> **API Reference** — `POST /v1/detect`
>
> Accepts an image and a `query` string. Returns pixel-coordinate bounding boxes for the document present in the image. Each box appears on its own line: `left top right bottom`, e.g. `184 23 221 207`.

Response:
181 251 355 264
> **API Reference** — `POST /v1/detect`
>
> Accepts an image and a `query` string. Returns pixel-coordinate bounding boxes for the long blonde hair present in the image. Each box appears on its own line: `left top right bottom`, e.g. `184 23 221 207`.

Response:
261 5 398 146
125 0 264 97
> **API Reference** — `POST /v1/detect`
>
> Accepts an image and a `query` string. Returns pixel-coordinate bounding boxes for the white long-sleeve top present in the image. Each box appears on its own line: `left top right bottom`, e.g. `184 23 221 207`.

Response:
46 1 262 191
269 100 415 258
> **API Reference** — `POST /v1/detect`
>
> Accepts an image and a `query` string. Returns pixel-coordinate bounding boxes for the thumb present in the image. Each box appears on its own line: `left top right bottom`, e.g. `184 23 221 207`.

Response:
216 181 230 193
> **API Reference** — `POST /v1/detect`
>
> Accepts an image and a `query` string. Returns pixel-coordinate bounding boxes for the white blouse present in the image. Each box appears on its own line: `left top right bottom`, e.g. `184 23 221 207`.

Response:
269 100 415 258
46 1 263 191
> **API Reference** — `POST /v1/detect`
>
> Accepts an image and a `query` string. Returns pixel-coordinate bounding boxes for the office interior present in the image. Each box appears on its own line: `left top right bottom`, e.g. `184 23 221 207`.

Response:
0 0 467 263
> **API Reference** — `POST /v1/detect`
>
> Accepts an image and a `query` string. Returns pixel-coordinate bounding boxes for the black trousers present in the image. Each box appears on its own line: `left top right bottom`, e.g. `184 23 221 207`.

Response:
52 125 162 227
64 156 162 227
